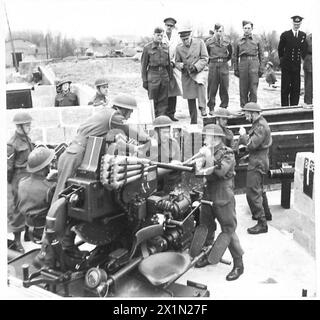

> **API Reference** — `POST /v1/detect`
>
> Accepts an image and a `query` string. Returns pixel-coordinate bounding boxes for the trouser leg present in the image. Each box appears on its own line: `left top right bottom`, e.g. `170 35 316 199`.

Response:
207 63 219 111
281 69 291 106
166 96 177 118
290 70 301 106
246 170 267 224
198 84 207 112
248 59 259 103
239 60 249 107
219 62 229 108
187 99 198 124
304 70 313 104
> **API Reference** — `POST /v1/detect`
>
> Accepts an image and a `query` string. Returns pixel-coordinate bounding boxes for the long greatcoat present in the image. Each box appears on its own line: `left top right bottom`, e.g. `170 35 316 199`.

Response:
175 38 209 99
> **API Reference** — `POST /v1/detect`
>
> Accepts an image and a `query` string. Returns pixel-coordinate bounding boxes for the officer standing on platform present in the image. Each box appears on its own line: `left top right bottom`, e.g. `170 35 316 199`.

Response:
206 23 232 114
141 27 170 118
238 103 273 234
234 21 264 108
175 26 209 124
302 32 312 105
7 112 34 253
195 124 244 281
278 15 306 106
162 17 182 121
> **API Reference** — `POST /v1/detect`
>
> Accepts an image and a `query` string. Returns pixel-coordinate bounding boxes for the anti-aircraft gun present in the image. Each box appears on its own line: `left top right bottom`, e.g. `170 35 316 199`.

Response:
8 135 227 298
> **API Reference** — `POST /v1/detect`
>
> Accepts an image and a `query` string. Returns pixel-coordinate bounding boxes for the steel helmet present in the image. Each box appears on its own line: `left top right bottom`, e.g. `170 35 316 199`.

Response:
56 79 71 88
13 112 33 125
27 147 55 173
242 102 262 112
94 77 109 87
112 94 138 110
202 124 225 137
210 108 231 118
153 115 172 128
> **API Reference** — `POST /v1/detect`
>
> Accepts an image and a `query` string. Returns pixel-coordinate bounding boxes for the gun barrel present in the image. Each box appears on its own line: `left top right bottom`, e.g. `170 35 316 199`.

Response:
151 161 194 172
268 167 295 179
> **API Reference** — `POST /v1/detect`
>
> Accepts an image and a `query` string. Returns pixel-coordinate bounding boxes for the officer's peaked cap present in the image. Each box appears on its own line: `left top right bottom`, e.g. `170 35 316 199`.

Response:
112 94 137 110
202 124 225 137
13 112 33 125
243 102 262 112
291 15 303 23
164 17 177 25
27 147 55 173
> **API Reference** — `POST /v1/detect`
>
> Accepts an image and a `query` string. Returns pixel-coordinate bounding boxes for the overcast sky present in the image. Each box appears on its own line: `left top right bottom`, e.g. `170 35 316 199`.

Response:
3 0 318 39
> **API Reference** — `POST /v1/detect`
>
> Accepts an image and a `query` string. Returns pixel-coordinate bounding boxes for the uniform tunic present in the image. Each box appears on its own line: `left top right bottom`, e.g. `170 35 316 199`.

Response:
55 91 79 107
206 35 232 109
278 29 306 106
88 92 109 106
302 33 312 104
203 143 243 260
234 34 264 107
17 174 56 240
141 41 170 117
7 132 33 232
240 115 272 221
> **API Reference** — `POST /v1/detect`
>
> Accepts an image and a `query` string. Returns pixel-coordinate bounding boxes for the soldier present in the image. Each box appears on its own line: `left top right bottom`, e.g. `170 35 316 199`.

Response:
278 15 306 106
210 108 236 151
175 26 209 124
7 112 34 253
149 115 181 193
88 77 109 107
34 94 151 268
206 23 232 114
302 33 312 105
234 21 264 108
195 124 244 281
265 61 277 87
141 27 170 118
54 80 79 107
17 147 56 243
162 17 182 122
238 103 272 234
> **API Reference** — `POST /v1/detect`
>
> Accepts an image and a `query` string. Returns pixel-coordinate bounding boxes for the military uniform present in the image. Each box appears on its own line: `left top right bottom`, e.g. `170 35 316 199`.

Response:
206 35 232 110
278 29 306 106
203 143 244 263
302 33 312 104
7 132 33 232
242 115 272 223
175 37 209 124
88 92 108 107
220 125 235 151
55 91 79 107
234 34 264 107
141 41 170 117
17 174 56 241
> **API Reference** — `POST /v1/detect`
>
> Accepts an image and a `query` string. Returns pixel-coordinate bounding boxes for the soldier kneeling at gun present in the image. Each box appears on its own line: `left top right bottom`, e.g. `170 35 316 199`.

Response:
195 124 244 281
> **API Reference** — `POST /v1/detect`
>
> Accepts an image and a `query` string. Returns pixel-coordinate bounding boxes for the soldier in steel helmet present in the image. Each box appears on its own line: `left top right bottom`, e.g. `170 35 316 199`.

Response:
34 94 151 268
238 102 272 234
149 115 181 193
88 77 109 107
54 80 79 107
195 124 244 281
7 112 34 253
17 147 56 245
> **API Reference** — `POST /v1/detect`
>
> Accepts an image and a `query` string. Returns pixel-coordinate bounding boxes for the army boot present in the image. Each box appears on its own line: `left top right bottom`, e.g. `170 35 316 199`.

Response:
226 257 244 281
13 232 25 253
200 107 207 117
247 220 268 234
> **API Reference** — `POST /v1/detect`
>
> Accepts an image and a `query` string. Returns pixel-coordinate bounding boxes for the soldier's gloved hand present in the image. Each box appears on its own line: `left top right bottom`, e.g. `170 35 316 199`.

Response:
239 126 246 136
175 62 184 71
143 81 148 90
47 169 58 181
234 70 240 78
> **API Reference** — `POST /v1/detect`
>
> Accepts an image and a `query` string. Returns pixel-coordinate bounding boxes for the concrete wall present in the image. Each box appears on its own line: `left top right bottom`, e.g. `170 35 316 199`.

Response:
292 152 315 256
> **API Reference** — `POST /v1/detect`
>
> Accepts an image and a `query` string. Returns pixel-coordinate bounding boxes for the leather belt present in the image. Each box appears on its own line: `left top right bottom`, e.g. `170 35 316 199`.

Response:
148 66 168 71
240 55 258 60
210 58 228 63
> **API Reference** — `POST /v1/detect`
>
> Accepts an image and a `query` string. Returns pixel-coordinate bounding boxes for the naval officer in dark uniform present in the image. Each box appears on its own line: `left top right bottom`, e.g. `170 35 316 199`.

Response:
278 15 306 106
